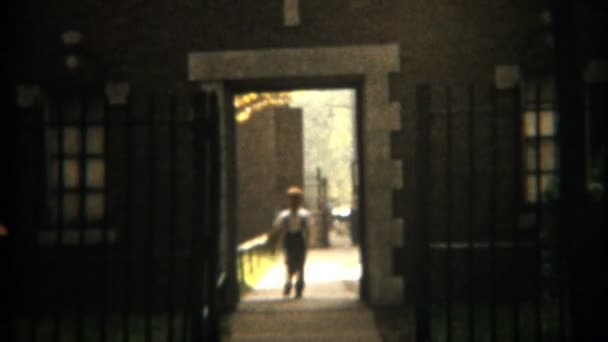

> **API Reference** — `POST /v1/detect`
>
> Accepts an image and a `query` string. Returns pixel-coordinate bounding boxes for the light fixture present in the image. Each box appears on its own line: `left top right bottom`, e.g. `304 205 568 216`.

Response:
61 30 83 71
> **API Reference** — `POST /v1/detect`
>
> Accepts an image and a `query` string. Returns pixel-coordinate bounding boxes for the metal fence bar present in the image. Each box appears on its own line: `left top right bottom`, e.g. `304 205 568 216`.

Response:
122 93 134 342
200 91 212 340
31 102 46 342
467 84 476 342
549 2 589 340
144 94 157 342
414 84 431 342
533 82 544 342
206 92 221 341
190 91 208 341
182 96 197 342
76 90 89 342
489 85 498 342
444 86 453 342
53 93 65 342
168 94 177 342
100 88 110 342
511 87 522 342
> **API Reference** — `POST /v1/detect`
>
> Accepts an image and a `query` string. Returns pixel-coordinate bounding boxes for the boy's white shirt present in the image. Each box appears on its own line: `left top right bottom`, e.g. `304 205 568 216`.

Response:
273 208 313 233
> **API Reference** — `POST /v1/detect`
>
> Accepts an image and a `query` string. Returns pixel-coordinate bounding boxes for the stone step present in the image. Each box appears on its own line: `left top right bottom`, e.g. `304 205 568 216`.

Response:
231 310 378 334
227 330 382 341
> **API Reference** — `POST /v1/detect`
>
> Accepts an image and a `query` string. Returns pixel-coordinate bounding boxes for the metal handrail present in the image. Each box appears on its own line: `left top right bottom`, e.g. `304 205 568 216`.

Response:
236 233 273 291
237 233 269 253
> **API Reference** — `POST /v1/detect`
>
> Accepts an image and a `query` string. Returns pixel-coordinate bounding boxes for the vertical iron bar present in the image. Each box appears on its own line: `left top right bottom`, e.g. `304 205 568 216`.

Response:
512 86 522 342
534 83 544 342
467 84 476 341
168 94 177 342
414 84 431 342
189 91 208 342
77 90 89 342
181 91 198 342
122 92 134 342
445 86 453 342
100 91 110 342
53 93 65 342
144 95 156 342
549 1 588 339
206 92 221 341
200 91 213 341
30 98 47 342
238 252 245 287
557 91 566 342
489 85 498 342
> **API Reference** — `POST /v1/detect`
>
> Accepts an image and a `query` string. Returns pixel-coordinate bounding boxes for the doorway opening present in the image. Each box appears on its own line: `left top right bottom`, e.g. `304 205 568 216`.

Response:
233 87 362 303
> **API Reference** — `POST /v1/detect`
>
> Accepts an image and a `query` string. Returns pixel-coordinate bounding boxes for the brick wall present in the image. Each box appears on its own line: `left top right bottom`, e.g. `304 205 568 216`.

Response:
18 0 548 86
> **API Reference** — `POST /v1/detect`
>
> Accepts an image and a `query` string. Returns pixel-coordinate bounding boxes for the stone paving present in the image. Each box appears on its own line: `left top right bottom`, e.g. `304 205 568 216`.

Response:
224 229 383 341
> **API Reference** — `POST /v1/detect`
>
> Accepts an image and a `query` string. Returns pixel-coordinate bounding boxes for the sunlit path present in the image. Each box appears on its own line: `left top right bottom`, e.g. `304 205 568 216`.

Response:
227 241 382 341
242 246 361 304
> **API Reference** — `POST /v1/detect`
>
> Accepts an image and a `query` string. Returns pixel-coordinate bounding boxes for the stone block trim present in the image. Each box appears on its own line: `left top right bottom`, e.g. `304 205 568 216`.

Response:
188 44 404 306
188 45 399 81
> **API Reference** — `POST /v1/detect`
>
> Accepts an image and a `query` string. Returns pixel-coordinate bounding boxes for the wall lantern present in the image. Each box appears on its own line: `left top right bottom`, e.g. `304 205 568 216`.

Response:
61 30 84 70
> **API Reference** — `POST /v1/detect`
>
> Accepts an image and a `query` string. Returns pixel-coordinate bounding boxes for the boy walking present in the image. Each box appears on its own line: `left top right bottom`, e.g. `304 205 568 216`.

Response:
271 186 313 298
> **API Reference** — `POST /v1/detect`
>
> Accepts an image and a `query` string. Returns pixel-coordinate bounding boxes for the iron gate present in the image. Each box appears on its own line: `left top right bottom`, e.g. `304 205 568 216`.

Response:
394 80 606 341
8 83 222 341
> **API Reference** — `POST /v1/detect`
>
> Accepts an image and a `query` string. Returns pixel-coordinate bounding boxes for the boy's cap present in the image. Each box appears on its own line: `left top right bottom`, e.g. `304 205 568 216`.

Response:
286 186 303 195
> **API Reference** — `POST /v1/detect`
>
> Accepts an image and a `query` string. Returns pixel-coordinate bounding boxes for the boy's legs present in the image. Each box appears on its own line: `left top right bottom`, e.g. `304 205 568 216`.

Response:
294 249 306 298
284 259 296 296
295 266 305 298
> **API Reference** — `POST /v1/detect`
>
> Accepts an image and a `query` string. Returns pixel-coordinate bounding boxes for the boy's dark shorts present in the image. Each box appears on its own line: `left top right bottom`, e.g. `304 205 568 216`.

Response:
284 231 306 274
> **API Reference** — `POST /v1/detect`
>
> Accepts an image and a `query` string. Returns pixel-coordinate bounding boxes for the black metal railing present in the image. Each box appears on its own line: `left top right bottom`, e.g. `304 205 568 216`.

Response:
394 83 581 341
9 84 221 341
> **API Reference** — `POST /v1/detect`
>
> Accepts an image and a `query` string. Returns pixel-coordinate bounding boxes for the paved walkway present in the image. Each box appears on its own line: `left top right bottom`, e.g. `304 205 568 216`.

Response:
224 230 382 341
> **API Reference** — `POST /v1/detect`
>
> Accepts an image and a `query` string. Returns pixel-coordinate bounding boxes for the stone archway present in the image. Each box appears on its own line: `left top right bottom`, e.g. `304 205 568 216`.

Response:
188 44 403 306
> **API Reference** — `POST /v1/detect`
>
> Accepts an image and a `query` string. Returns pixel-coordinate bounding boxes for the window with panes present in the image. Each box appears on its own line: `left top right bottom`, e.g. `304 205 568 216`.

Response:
522 79 559 204
44 94 107 245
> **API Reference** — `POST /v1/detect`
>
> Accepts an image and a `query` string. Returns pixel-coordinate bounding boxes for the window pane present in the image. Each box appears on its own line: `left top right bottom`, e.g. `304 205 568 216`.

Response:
63 159 80 188
49 194 104 224
86 159 105 187
526 176 538 203
526 174 559 203
86 194 104 221
525 142 557 171
524 81 554 104
48 196 58 224
540 142 557 171
46 128 58 154
87 127 104 154
50 194 89 222
63 194 80 221
525 145 537 171
49 158 59 188
523 111 556 137
63 126 81 154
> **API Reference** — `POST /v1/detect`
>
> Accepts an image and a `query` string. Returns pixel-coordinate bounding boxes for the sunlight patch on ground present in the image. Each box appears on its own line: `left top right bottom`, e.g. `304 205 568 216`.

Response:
254 259 361 289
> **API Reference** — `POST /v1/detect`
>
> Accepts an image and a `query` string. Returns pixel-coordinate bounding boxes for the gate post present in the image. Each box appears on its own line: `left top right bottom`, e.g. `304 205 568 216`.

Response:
190 89 221 341
550 1 595 340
